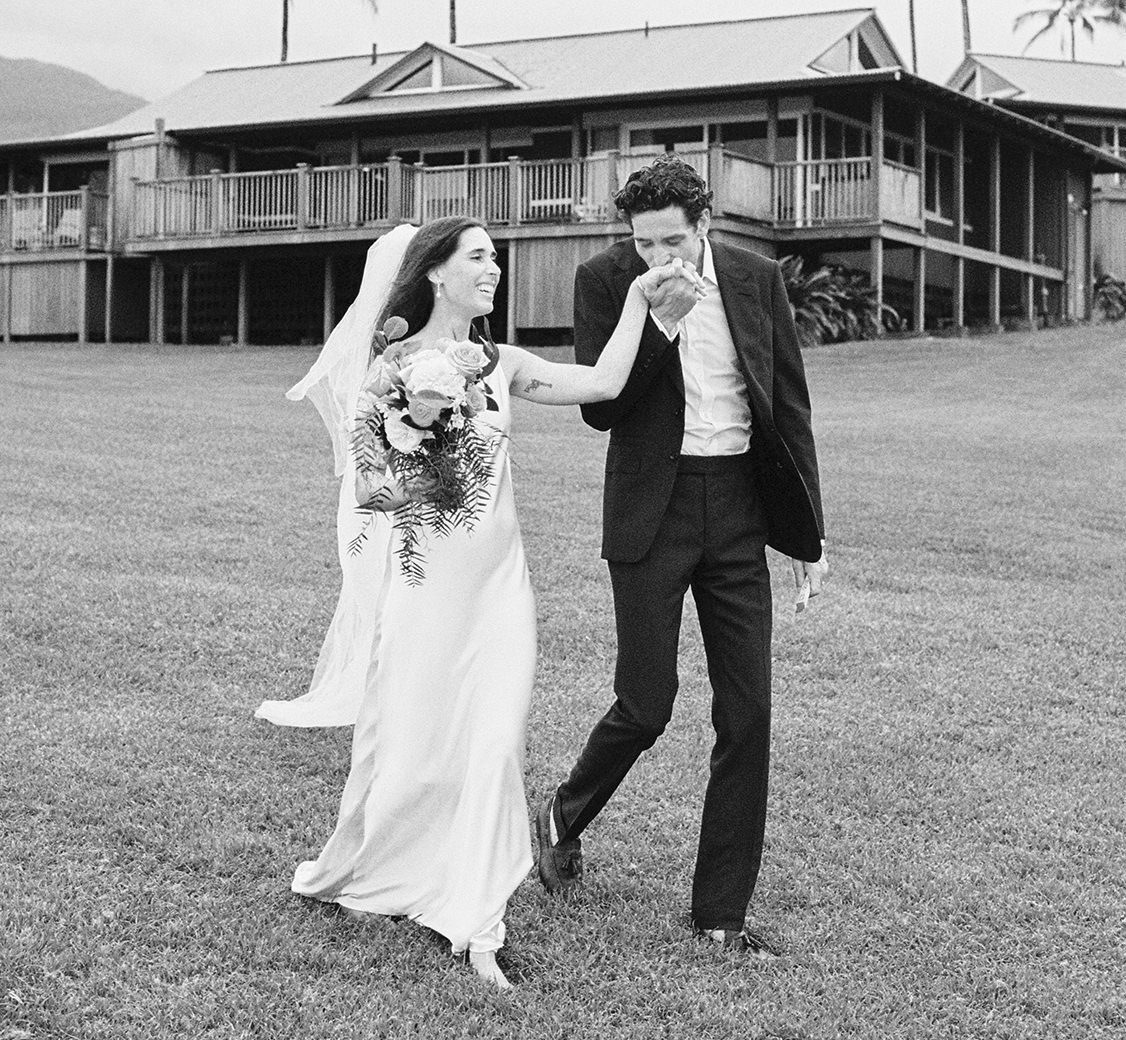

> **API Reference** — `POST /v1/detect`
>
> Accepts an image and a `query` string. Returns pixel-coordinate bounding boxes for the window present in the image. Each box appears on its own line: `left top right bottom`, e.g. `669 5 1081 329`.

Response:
719 121 768 161
808 112 871 160
925 147 954 222
389 62 434 92
628 125 706 151
884 135 917 168
439 56 496 88
587 127 619 154
857 35 878 70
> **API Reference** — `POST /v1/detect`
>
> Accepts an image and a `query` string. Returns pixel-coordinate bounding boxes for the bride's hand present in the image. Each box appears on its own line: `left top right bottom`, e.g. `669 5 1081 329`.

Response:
355 469 439 511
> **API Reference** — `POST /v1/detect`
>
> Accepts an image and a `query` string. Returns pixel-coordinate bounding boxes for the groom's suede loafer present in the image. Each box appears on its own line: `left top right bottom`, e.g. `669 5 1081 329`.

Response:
693 923 781 962
535 795 583 896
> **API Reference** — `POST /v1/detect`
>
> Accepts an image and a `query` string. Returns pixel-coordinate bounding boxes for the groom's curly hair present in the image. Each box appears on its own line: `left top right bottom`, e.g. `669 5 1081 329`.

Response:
613 154 713 226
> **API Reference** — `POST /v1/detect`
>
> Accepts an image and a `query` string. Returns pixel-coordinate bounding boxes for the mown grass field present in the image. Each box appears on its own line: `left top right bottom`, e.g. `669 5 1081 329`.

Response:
2 325 1124 1039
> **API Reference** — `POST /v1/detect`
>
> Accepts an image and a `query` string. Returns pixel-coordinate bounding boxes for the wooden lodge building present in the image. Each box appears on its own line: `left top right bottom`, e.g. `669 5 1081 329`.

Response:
949 52 1126 282
2 8 1123 346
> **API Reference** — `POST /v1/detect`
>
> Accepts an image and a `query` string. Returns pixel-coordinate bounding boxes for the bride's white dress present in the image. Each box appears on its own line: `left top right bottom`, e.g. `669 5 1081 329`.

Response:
287 365 535 953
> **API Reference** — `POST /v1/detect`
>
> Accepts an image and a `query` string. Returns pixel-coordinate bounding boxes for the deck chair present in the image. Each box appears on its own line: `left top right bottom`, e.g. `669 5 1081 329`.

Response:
53 208 83 246
11 208 44 249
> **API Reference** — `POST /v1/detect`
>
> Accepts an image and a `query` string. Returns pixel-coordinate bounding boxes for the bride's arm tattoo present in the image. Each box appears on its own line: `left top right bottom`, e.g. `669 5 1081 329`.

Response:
524 378 552 393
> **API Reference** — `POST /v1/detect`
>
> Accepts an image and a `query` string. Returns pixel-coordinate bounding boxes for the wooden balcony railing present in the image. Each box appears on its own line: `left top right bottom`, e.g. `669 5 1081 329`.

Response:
0 188 109 252
124 151 923 243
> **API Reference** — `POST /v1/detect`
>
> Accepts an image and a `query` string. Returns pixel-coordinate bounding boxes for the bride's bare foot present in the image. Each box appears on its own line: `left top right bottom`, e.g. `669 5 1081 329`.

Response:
468 950 513 990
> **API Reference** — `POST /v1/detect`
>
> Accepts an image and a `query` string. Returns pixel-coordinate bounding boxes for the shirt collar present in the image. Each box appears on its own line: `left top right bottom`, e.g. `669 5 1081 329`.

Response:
700 236 717 286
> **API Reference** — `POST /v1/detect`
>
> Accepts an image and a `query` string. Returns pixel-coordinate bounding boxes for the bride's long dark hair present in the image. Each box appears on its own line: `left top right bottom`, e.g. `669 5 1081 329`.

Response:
374 216 488 350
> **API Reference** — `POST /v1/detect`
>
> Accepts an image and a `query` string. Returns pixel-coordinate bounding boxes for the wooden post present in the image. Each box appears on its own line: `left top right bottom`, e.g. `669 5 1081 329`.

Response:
413 162 425 224
154 177 165 240
1025 147 1036 325
347 165 360 227
79 185 90 250
76 254 87 342
870 89 884 222
707 142 724 213
153 118 165 180
954 258 965 330
915 107 926 227
180 263 191 345
323 255 335 343
3 263 12 344
237 257 249 345
507 156 522 226
914 246 926 333
870 235 884 331
990 137 1002 327
210 169 223 234
606 148 621 199
104 254 114 345
296 163 309 231
766 99 779 221
506 239 518 345
387 156 402 223
152 257 165 345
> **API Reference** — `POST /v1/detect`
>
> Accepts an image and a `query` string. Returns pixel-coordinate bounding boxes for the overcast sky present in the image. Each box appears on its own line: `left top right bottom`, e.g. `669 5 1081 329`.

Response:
3 0 1125 102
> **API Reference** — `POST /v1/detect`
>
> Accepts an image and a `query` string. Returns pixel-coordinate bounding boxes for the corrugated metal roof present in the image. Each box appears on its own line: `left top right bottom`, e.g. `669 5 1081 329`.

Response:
37 8 880 142
965 53 1126 113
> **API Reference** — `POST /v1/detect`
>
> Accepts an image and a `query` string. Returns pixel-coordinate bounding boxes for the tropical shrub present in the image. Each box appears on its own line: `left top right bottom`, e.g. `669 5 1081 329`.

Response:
1094 272 1126 321
779 255 901 347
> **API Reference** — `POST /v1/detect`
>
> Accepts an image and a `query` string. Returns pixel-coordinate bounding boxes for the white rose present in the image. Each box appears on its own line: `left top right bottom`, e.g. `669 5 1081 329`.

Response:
403 352 465 399
444 339 490 378
384 412 426 452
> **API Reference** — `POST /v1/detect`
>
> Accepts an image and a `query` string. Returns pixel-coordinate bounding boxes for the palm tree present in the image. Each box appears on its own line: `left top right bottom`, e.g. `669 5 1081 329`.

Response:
907 0 919 72
1014 0 1118 61
281 0 382 63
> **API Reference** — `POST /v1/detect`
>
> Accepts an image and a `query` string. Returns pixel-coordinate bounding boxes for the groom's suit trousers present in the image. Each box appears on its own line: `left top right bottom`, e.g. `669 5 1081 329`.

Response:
556 451 772 931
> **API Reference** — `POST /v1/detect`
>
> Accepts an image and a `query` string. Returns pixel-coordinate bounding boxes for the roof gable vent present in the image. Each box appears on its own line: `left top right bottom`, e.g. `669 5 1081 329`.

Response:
338 41 526 103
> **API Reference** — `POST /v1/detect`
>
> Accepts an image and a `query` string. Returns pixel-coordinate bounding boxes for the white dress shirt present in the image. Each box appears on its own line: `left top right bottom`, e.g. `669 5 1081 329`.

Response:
654 238 752 456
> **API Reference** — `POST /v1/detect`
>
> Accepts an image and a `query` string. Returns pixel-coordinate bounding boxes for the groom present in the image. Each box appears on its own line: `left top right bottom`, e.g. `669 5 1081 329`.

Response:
537 154 828 957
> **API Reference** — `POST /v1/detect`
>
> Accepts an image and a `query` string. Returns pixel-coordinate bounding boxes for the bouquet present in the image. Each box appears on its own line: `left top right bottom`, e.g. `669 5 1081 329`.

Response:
349 315 501 584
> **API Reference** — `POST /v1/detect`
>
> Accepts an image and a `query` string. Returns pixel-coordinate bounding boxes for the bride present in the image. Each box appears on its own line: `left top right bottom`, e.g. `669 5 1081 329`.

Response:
257 216 675 989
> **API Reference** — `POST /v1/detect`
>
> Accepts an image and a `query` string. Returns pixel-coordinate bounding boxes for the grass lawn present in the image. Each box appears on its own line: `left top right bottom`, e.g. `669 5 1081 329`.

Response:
2 325 1124 1039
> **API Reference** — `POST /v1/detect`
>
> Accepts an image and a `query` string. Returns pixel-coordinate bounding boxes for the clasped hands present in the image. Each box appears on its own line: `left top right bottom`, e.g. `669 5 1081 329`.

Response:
634 257 707 330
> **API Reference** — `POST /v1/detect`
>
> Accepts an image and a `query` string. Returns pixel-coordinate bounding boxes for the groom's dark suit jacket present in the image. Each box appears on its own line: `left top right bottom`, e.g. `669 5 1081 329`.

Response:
574 237 825 564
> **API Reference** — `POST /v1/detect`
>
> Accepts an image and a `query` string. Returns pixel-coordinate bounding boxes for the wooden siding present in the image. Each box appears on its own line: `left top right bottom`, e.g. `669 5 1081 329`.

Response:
515 236 617 327
9 260 81 336
1093 188 1126 279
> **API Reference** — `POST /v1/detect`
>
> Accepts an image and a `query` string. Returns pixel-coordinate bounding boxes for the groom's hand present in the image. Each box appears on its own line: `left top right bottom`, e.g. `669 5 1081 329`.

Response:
638 258 706 330
791 549 829 598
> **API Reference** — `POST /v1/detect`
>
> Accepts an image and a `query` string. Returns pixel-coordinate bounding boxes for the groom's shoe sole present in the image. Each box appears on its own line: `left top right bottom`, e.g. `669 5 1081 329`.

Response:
535 794 583 897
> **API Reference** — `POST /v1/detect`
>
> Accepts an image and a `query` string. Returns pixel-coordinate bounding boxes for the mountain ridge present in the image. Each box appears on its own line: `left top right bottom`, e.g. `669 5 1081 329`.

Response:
0 55 147 142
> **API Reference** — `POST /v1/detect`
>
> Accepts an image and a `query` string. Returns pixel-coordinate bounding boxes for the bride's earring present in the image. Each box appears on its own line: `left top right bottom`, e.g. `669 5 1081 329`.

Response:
433 279 443 299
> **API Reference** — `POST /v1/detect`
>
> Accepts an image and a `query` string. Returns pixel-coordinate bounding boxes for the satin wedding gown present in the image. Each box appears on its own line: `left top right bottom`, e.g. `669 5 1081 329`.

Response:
288 365 535 953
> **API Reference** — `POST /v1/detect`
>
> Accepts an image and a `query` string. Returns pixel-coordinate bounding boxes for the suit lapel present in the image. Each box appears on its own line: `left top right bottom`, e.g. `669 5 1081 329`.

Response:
710 241 771 414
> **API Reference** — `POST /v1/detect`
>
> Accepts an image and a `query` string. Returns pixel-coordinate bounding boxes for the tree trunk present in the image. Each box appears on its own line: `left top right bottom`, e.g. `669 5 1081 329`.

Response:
908 0 918 73
281 0 290 63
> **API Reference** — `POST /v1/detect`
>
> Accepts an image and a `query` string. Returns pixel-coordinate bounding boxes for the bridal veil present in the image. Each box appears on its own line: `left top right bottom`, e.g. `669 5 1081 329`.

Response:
255 223 419 727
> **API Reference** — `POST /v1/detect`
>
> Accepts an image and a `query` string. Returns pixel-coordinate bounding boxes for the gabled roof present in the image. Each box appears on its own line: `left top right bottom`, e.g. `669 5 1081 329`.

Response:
340 41 526 101
949 53 1126 116
5 8 896 146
